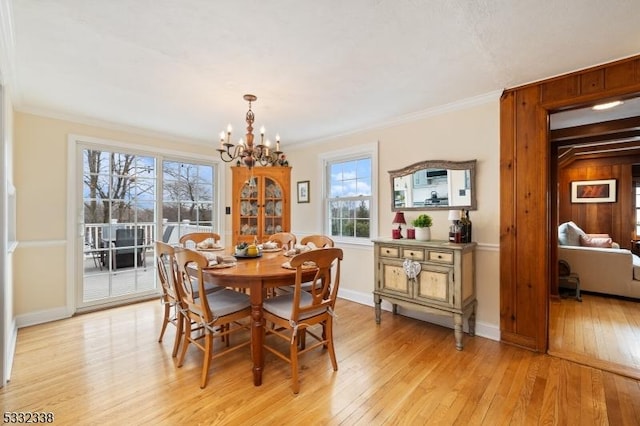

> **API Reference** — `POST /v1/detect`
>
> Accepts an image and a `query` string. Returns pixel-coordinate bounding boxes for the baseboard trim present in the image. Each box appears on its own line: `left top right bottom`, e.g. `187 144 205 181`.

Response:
337 288 499 341
15 306 73 329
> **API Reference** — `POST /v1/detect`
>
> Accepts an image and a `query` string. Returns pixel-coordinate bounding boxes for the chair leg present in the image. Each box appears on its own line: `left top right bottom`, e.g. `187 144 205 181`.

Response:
291 329 300 394
201 332 213 389
177 318 191 368
158 302 170 342
298 329 306 350
326 318 338 371
172 309 183 357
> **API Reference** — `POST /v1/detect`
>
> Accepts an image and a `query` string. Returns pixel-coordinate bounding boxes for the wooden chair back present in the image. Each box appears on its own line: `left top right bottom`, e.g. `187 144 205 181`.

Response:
268 232 297 250
179 232 221 249
290 247 342 317
174 248 210 323
156 241 179 302
300 234 334 249
155 241 183 356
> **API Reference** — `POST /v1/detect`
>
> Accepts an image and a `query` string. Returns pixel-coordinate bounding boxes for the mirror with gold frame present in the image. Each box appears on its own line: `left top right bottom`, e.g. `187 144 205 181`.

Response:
389 160 477 211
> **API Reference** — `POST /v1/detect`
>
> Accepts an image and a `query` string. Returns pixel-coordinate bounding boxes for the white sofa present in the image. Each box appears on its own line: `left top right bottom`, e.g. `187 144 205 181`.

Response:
558 245 640 299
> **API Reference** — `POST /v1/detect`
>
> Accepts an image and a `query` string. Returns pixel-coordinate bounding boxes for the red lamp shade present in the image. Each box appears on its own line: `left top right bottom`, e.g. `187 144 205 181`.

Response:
392 212 406 226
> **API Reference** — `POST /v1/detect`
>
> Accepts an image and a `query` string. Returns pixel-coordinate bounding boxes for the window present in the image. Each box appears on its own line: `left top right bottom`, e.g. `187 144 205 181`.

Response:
323 143 377 242
162 161 215 242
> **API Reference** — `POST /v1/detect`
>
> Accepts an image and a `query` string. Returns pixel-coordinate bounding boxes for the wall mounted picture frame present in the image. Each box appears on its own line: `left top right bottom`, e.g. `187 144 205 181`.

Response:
297 180 310 203
571 179 616 203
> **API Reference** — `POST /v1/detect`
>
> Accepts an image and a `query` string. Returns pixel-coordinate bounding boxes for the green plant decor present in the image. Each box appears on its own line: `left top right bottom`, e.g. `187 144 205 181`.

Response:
411 214 433 228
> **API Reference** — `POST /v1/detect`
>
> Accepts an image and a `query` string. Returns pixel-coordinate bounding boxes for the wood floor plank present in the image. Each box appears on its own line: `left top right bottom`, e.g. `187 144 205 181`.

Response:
549 293 640 378
2 298 640 424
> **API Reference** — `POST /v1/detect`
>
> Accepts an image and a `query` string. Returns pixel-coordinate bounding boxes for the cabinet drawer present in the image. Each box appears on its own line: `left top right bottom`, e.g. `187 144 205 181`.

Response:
402 248 424 261
379 246 400 258
428 250 454 264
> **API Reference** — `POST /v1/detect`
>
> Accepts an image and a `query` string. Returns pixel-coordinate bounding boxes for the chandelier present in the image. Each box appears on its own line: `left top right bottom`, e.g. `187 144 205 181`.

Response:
217 94 284 168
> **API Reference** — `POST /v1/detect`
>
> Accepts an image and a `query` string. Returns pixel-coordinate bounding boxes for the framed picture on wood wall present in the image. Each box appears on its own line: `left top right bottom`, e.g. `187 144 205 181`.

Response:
570 179 616 203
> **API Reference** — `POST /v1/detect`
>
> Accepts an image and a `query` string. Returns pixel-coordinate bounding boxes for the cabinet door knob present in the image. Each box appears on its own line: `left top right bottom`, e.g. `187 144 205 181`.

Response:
437 254 442 259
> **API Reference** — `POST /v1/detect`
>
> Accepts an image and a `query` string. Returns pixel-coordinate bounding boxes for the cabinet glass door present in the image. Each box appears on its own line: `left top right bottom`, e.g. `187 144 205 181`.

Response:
239 178 259 237
263 177 284 239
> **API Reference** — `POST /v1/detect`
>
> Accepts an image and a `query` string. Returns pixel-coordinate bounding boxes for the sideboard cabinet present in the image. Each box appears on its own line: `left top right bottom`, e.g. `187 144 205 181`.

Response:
232 166 291 245
372 238 477 350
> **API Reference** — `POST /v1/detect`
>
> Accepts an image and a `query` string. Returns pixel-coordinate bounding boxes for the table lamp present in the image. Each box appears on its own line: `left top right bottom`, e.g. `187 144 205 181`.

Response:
392 211 406 239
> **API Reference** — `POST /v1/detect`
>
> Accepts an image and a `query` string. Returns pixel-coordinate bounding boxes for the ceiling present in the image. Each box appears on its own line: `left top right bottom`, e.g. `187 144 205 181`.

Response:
3 1 640 146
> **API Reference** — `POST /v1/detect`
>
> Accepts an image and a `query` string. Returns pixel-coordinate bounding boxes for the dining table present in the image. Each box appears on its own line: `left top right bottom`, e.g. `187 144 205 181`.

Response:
199 248 317 386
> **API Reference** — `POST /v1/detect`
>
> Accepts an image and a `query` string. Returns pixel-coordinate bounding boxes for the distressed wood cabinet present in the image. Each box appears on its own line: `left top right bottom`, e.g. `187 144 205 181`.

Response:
373 238 477 350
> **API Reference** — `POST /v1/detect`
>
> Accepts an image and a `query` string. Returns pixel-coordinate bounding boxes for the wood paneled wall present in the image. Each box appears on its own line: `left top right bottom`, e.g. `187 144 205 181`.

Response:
500 55 640 352
559 156 640 249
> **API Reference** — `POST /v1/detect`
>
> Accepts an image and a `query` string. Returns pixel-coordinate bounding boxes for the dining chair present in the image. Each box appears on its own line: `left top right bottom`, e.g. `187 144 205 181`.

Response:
267 232 297 250
262 247 343 394
300 234 334 248
174 248 251 389
179 232 222 249
155 241 183 357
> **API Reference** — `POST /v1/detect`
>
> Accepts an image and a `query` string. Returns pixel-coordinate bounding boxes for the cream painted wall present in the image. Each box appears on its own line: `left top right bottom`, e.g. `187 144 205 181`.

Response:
13 98 501 339
287 99 501 337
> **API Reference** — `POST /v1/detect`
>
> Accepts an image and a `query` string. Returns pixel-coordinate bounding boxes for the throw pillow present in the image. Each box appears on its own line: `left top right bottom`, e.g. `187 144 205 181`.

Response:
559 221 586 246
579 234 613 248
558 222 570 245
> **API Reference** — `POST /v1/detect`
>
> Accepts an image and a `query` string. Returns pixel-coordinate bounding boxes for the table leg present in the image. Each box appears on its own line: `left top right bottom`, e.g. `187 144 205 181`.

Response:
250 283 264 386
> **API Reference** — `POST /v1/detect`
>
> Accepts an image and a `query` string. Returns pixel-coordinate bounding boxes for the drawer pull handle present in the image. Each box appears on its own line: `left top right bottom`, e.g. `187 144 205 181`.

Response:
385 250 390 254
437 255 442 259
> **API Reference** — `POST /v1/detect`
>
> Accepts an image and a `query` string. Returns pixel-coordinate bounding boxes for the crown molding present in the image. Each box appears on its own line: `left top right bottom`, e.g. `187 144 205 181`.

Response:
290 90 501 149
15 104 212 146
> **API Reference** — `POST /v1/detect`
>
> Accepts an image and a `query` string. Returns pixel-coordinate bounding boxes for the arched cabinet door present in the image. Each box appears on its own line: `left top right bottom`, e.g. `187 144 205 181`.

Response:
232 166 291 246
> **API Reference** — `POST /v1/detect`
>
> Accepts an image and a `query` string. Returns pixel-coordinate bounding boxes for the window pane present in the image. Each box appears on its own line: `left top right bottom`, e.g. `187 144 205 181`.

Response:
326 155 372 239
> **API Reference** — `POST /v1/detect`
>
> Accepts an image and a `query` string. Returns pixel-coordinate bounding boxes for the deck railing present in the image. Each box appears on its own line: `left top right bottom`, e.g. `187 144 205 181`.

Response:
84 222 214 247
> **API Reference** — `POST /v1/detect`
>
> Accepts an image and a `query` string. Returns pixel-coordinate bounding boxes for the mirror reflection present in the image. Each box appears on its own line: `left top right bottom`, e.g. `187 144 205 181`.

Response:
390 160 476 211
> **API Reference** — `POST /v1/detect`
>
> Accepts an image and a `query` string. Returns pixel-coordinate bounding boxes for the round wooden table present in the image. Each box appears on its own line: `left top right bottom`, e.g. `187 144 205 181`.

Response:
201 249 317 386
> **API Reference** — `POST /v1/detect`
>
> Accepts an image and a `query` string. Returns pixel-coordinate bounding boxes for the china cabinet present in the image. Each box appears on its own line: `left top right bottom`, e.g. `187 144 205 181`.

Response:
232 166 291 245
372 238 477 350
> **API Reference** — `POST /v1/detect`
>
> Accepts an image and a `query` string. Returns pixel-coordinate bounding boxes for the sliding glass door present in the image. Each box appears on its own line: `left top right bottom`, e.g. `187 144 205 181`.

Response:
81 149 156 308
78 144 218 310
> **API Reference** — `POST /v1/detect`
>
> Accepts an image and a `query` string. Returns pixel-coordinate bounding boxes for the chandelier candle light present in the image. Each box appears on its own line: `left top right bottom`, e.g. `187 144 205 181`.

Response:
217 94 283 169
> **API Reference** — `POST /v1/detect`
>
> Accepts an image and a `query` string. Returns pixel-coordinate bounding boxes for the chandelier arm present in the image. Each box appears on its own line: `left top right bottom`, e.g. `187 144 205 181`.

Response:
217 94 285 169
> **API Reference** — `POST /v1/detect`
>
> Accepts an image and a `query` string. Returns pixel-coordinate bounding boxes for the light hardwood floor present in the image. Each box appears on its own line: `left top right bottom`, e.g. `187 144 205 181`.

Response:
549 292 640 380
2 298 640 425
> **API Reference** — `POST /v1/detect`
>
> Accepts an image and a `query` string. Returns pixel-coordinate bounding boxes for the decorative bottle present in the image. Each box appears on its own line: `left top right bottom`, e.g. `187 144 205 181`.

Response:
459 209 468 243
464 210 472 242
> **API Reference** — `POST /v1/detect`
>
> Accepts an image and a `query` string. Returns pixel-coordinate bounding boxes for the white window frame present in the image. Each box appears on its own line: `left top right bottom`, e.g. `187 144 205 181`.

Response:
319 142 378 246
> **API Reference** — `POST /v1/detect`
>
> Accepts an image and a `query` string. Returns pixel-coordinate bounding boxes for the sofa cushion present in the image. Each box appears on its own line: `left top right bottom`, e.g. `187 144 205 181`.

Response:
558 221 586 246
579 234 613 248
633 254 640 281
